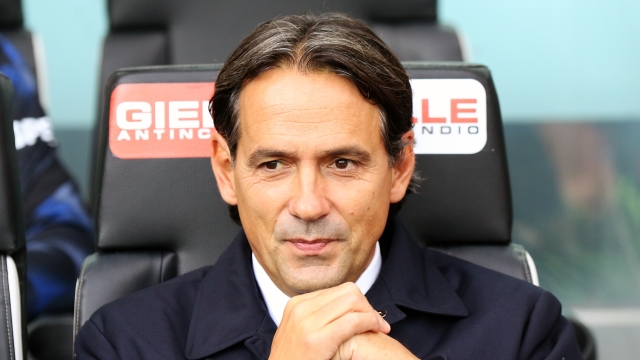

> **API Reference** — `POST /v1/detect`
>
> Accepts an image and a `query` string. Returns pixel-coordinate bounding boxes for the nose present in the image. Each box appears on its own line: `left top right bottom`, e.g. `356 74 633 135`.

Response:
287 165 331 222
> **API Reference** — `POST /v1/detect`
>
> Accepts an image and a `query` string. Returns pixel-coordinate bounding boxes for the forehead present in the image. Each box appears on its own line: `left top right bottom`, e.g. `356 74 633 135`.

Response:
236 67 383 151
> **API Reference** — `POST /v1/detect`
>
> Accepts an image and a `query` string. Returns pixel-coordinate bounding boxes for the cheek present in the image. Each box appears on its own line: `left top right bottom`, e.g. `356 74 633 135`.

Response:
234 175 291 241
235 172 291 210
329 177 391 235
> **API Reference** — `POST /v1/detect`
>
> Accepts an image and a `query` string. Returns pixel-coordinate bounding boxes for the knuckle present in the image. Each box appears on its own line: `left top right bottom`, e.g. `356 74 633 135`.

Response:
345 282 359 292
344 291 360 306
369 312 380 326
338 282 356 292
303 332 322 349
283 302 296 317
289 303 305 319
288 295 302 307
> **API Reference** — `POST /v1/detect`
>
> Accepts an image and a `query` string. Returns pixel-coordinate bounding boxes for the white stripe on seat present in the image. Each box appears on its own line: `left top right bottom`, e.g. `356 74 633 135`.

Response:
7 256 23 360
524 251 539 286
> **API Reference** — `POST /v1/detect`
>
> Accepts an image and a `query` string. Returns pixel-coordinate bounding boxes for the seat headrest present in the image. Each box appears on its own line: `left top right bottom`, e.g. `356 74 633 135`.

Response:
96 62 510 273
0 74 25 252
0 0 23 29
399 63 511 246
100 1 455 85
108 0 437 29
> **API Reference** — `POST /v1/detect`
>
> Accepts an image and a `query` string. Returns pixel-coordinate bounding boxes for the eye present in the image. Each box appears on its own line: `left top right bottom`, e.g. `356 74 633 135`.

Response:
263 161 282 170
333 159 353 170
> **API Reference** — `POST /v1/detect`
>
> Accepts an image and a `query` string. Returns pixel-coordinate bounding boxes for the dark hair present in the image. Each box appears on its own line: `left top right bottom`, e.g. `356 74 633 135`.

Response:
211 13 417 224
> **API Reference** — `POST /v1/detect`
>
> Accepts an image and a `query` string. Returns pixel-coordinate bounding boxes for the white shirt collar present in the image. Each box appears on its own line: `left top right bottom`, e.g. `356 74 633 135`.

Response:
252 242 382 326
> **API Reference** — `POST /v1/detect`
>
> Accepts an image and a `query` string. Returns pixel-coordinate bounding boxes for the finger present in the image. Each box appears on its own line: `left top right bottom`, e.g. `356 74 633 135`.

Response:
285 282 351 308
308 288 378 327
320 312 391 347
332 337 354 360
284 282 366 320
304 282 362 301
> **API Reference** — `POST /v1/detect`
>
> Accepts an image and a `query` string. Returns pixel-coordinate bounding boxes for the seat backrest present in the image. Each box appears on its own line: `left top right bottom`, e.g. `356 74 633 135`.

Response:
99 0 462 88
75 62 538 335
0 73 26 360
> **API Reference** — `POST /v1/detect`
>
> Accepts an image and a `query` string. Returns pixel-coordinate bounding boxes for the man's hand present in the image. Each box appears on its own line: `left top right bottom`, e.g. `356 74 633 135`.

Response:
269 282 390 360
332 332 419 360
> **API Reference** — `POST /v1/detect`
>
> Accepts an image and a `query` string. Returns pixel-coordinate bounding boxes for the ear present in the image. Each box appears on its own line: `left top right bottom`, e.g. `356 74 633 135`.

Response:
389 130 415 203
211 132 238 205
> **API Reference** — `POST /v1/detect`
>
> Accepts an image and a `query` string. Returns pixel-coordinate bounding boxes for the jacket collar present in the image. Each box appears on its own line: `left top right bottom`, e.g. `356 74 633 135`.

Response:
184 234 275 359
365 219 469 326
184 219 468 359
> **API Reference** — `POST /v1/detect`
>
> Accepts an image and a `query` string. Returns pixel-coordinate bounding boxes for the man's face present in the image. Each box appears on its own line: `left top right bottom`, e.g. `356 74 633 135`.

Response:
211 67 414 297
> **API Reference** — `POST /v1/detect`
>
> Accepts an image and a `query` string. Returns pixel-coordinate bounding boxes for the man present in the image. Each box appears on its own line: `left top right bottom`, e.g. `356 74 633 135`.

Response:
75 14 581 359
0 34 94 319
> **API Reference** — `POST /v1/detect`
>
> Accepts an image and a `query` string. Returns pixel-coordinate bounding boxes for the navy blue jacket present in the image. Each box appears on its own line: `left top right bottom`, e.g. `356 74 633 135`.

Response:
75 221 581 359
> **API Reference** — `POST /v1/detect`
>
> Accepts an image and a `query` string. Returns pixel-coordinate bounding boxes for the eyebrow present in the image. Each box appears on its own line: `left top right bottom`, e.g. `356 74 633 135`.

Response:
245 145 372 167
317 146 372 163
246 149 296 167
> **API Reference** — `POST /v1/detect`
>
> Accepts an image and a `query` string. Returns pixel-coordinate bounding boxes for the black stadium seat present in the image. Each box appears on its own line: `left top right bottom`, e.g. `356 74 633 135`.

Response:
399 63 536 282
0 73 26 360
74 62 539 337
0 0 45 104
99 0 463 89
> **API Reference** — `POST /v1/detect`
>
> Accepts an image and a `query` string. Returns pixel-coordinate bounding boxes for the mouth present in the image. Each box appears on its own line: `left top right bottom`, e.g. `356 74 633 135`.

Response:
286 239 336 255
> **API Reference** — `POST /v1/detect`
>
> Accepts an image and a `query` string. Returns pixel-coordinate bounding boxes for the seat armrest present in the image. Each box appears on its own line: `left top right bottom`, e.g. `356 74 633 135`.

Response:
430 243 539 285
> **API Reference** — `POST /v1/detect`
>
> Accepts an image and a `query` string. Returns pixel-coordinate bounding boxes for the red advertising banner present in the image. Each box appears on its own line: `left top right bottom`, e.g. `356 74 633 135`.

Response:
109 82 215 159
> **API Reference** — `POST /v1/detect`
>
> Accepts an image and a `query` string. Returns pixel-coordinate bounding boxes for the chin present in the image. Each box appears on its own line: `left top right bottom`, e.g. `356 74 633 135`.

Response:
285 267 346 294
